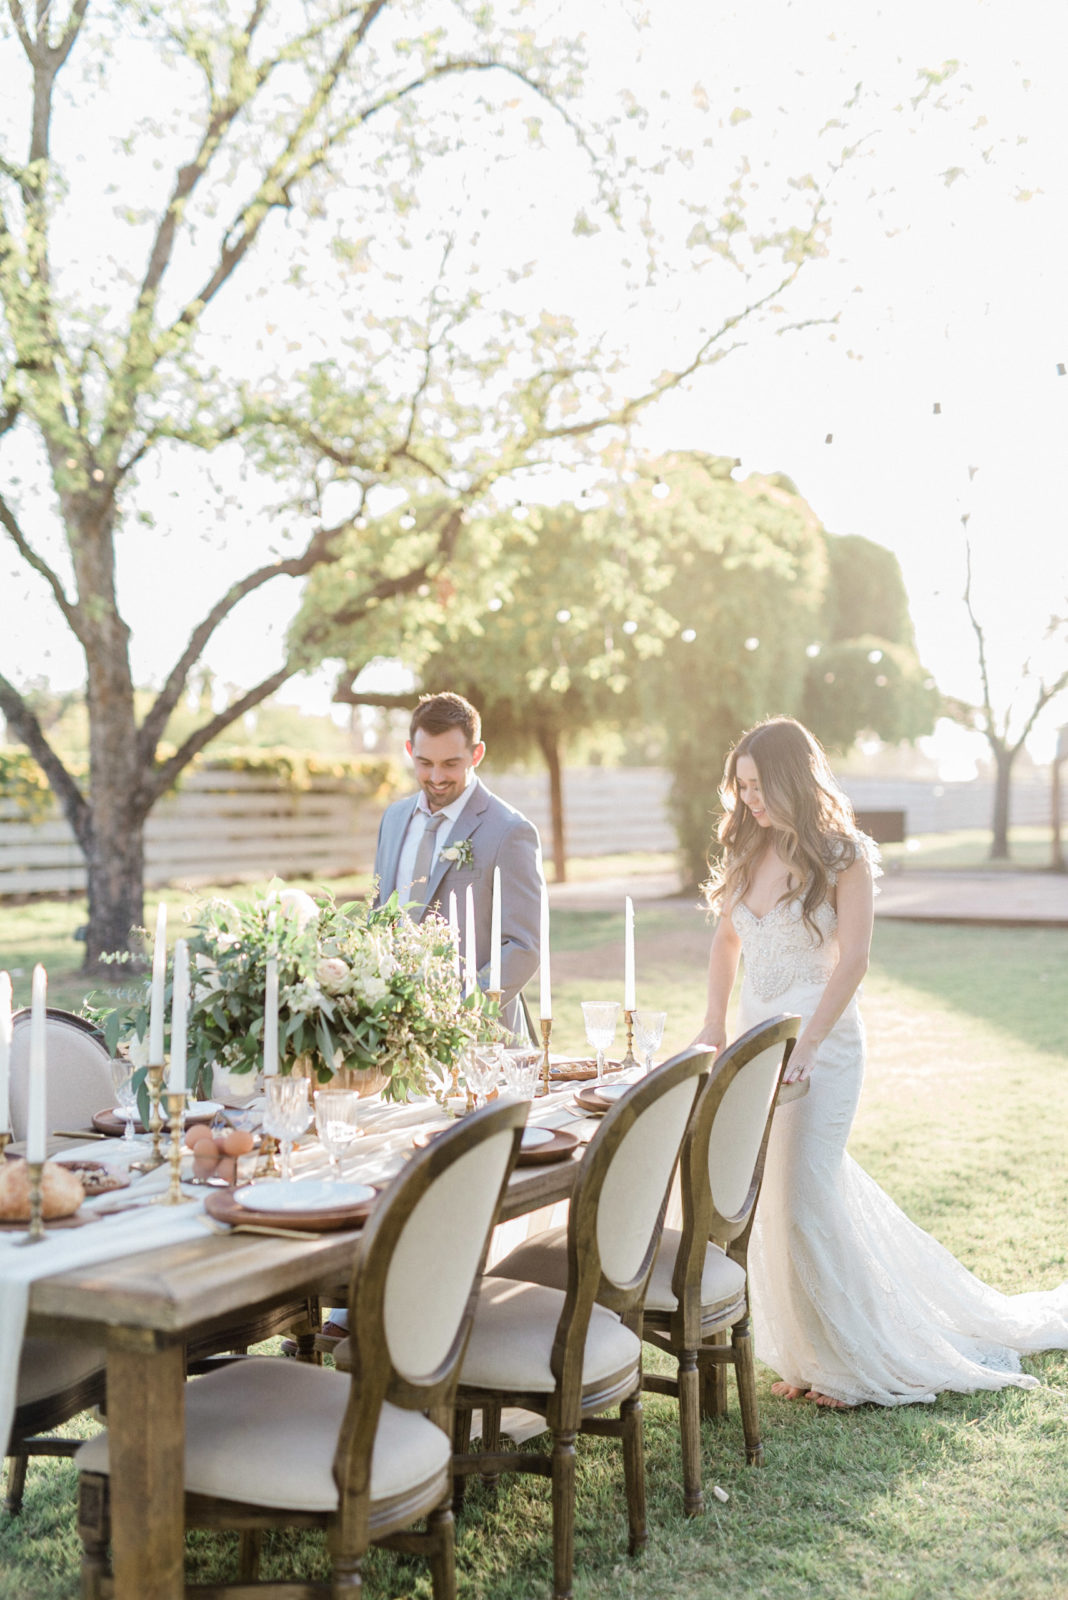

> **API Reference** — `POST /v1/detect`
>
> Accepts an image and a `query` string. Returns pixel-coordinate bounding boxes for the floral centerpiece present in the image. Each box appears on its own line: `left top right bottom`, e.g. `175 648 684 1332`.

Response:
90 885 498 1103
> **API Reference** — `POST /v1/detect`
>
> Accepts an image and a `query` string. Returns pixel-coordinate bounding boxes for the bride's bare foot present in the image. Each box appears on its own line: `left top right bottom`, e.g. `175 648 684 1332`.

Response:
806 1389 854 1409
770 1381 809 1400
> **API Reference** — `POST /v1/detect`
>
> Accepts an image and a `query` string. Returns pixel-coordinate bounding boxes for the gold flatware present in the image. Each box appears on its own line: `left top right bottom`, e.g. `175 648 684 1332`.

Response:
53 1129 109 1140
198 1215 320 1242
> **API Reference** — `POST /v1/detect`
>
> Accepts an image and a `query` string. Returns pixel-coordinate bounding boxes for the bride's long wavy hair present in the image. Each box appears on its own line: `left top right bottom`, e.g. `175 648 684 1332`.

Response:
705 717 862 938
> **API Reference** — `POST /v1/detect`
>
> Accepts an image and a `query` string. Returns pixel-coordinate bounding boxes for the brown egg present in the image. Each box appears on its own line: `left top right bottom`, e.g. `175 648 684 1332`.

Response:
185 1123 214 1149
216 1128 254 1157
191 1147 222 1180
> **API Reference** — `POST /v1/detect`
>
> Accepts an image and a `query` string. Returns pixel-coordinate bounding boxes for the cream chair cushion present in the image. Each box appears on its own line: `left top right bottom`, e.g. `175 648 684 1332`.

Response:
645 1229 748 1315
488 1224 748 1318
15 1337 105 1413
461 1277 640 1394
9 1016 114 1142
75 1357 451 1512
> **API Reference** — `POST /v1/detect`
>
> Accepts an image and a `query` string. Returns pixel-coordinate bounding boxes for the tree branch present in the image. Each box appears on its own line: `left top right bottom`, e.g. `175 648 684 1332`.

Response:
0 670 89 842
144 666 296 802
0 489 84 635
135 519 351 762
961 526 999 744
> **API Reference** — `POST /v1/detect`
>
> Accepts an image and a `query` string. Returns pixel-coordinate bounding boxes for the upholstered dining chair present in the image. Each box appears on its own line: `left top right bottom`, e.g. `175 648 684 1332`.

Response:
8 1008 114 1141
640 1012 799 1513
5 1339 106 1515
75 1097 527 1599
450 1046 712 1600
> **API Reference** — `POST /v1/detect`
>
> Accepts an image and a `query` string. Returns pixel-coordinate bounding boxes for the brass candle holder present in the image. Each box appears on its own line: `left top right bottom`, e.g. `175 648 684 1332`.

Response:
132 1062 167 1172
537 1017 553 1096
620 1009 639 1073
16 1159 48 1246
0 1129 11 1160
157 1090 188 1205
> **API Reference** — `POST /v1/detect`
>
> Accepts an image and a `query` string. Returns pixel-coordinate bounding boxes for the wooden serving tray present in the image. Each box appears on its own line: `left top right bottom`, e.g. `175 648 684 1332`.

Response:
204 1185 378 1234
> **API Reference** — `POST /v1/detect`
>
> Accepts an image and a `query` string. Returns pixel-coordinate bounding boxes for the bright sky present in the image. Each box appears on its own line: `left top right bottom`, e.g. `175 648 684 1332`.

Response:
3 0 1067 778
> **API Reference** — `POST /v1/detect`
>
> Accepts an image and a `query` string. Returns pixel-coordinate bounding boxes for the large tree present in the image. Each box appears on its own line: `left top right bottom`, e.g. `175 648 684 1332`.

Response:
0 0 848 967
945 523 1068 860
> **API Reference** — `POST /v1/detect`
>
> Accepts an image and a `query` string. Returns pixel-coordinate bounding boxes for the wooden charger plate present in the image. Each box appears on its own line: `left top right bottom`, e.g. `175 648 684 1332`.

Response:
92 1103 220 1137
573 1082 633 1115
204 1184 378 1234
413 1124 580 1166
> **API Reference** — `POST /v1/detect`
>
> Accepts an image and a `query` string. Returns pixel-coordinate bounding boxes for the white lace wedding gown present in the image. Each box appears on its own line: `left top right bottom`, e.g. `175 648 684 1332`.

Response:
735 887 1068 1407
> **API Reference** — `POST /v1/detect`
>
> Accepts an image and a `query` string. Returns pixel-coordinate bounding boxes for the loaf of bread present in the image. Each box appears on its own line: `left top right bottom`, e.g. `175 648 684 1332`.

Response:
0 1157 86 1221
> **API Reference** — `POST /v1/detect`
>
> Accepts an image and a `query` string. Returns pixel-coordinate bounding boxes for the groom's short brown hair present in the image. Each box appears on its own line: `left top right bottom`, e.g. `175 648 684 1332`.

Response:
409 692 481 748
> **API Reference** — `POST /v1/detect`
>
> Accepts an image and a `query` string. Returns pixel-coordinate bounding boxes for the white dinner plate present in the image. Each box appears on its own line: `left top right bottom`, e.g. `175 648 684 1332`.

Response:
235 1179 376 1213
594 1084 629 1102
521 1127 556 1149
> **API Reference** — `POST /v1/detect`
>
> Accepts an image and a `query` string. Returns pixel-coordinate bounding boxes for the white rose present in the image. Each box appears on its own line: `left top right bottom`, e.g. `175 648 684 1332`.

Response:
357 974 388 1004
127 1035 149 1068
273 888 319 931
316 957 350 994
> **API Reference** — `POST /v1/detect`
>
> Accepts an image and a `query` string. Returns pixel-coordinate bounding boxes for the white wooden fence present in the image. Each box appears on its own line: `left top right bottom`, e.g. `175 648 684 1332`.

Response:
0 765 1055 898
0 770 382 897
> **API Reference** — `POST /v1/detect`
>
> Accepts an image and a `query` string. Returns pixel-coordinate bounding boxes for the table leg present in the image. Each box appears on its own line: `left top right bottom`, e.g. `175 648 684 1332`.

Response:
107 1332 186 1600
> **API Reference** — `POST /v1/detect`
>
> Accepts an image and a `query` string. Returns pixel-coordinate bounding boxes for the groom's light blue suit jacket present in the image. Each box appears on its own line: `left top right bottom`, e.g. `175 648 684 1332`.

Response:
373 775 543 1029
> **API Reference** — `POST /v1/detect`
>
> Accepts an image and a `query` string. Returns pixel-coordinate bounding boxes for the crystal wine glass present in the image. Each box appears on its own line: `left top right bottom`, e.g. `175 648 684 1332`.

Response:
313 1089 364 1182
581 1000 620 1085
110 1057 139 1144
263 1075 312 1181
633 1010 667 1075
464 1046 501 1110
500 1047 542 1102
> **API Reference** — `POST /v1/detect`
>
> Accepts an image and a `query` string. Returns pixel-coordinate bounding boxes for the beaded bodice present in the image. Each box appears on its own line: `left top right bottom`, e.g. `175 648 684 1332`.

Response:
731 895 839 1001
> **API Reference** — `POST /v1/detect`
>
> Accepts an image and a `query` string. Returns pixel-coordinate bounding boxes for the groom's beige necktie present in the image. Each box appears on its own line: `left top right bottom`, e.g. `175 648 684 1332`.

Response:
408 811 446 907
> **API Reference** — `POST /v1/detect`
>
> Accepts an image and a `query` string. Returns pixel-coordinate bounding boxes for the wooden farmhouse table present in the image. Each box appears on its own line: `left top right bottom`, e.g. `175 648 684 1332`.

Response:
24 1151 582 1600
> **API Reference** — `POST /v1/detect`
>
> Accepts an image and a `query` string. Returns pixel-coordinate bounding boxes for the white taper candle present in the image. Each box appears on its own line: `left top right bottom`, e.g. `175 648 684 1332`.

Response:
27 964 47 1162
0 970 11 1135
624 896 636 1012
264 956 279 1076
149 901 167 1065
168 939 189 1094
464 885 477 998
539 886 552 1021
490 866 502 994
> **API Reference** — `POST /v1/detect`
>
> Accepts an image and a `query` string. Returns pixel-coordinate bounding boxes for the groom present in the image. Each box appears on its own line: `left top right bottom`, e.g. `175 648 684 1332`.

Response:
373 691 544 1034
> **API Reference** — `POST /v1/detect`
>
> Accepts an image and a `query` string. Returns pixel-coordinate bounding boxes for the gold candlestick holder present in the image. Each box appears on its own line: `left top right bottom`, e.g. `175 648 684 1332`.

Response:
538 1017 553 1097
157 1090 188 1205
16 1158 48 1246
0 1129 11 1160
620 1009 639 1073
485 988 502 1018
132 1062 167 1172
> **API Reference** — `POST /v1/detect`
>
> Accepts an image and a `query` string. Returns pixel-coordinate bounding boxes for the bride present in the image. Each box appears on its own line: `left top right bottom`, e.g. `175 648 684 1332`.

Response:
695 716 1068 1408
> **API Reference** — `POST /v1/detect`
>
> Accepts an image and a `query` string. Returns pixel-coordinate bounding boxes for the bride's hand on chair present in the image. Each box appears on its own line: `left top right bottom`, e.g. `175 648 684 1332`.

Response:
783 1040 818 1083
691 1022 725 1054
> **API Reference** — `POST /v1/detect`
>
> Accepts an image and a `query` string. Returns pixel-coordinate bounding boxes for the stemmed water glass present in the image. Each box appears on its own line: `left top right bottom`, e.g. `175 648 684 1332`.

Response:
313 1089 363 1182
110 1058 139 1145
263 1075 312 1181
581 1000 619 1086
500 1047 542 1102
464 1046 501 1110
633 1010 667 1075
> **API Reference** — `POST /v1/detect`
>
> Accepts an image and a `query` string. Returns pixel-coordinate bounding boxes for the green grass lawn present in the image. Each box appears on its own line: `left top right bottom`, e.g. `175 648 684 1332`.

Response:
2 895 1067 1599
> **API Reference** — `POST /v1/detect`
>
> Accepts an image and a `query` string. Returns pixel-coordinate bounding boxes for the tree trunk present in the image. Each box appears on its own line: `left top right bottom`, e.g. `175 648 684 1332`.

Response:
84 811 147 970
536 730 567 884
989 746 1013 861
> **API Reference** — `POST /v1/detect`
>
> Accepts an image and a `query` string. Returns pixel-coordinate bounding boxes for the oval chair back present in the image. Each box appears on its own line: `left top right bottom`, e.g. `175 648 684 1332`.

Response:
551 1047 712 1415
333 1097 527 1515
683 1013 800 1277
8 1010 113 1141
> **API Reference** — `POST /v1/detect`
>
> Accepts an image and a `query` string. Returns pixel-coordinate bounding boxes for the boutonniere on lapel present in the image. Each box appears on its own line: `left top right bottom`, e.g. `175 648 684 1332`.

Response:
439 837 474 869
